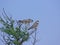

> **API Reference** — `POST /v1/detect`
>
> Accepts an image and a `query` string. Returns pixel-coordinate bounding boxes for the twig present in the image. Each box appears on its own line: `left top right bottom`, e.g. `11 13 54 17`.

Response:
33 30 37 45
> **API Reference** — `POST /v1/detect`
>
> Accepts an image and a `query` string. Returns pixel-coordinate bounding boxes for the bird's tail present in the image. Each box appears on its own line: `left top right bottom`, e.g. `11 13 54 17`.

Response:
28 27 31 30
28 28 30 30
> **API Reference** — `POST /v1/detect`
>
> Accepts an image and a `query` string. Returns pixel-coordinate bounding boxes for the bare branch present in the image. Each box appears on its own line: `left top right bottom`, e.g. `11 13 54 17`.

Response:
32 29 38 45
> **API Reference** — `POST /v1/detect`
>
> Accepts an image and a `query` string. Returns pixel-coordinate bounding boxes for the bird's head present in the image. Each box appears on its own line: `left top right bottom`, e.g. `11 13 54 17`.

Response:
36 20 39 24
28 19 33 22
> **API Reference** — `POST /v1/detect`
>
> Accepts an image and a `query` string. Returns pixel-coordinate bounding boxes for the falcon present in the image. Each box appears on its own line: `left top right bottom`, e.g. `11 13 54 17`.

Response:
18 19 33 24
28 20 39 30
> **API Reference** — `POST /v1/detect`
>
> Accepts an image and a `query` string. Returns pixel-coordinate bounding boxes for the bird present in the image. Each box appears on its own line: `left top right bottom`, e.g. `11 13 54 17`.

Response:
28 20 39 30
18 19 33 24
17 19 33 29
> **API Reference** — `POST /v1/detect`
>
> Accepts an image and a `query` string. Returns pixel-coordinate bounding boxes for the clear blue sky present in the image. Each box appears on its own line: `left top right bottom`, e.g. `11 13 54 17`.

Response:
0 0 60 45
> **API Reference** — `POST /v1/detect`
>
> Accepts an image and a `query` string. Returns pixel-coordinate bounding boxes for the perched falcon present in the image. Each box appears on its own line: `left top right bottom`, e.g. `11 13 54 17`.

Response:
28 20 39 30
18 19 33 24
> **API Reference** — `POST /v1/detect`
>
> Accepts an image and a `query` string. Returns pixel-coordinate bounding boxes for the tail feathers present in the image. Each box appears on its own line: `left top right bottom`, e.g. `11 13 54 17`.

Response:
28 27 33 30
28 27 32 30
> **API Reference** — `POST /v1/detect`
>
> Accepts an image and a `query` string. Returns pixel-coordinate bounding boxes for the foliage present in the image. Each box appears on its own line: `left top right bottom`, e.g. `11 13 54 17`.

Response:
0 8 30 45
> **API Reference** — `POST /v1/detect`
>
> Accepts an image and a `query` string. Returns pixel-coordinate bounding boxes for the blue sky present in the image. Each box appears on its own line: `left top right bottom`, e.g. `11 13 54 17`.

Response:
0 0 60 45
